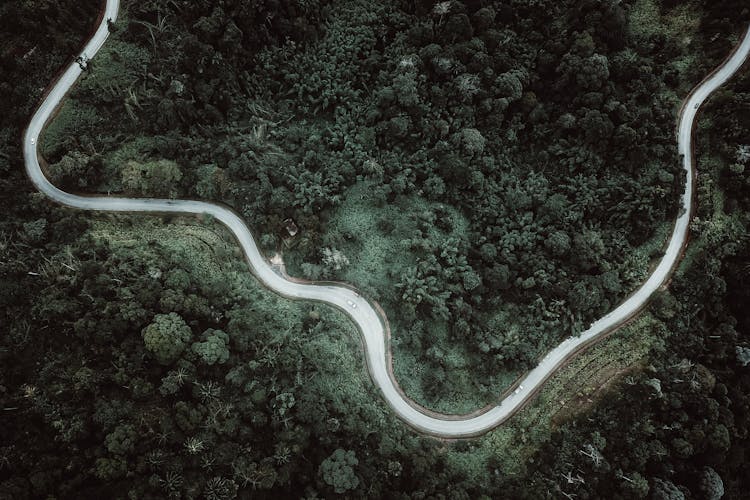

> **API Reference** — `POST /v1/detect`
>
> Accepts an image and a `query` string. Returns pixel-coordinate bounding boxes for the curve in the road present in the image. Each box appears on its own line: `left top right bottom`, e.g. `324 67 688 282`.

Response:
23 0 750 438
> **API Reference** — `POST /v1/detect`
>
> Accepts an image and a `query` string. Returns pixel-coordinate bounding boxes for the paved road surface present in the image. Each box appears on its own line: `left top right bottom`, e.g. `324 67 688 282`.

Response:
23 0 750 437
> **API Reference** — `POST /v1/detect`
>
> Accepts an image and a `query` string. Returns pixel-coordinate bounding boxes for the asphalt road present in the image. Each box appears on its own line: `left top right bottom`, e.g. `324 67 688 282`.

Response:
23 0 750 437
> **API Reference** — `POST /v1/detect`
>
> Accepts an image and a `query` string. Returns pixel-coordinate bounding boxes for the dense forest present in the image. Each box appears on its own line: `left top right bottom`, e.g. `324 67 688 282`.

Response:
34 0 749 410
508 55 750 499
2 0 750 498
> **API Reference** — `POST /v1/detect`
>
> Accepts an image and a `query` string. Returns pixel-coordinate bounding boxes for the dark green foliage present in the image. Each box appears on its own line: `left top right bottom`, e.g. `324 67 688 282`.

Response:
318 449 359 494
33 0 709 404
3 0 750 498
142 312 193 365
504 57 750 499
192 329 230 365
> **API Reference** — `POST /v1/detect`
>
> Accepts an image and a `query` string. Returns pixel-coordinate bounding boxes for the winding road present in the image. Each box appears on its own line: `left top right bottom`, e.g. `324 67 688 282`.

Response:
23 0 750 438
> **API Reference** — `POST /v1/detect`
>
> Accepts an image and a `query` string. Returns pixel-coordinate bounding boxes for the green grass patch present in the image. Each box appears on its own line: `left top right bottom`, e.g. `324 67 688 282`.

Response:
306 181 495 412
313 180 469 299
41 99 103 159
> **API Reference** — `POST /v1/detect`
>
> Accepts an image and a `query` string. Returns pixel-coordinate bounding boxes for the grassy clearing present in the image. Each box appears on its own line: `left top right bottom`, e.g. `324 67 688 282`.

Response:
89 216 239 285
629 0 662 39
294 181 469 299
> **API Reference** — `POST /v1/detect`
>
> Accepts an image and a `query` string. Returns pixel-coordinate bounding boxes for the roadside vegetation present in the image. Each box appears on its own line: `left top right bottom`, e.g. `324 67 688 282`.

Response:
2 0 750 498
505 63 750 497
36 0 735 412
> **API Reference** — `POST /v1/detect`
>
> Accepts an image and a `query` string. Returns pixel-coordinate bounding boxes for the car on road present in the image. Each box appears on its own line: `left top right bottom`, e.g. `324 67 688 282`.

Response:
346 299 357 309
